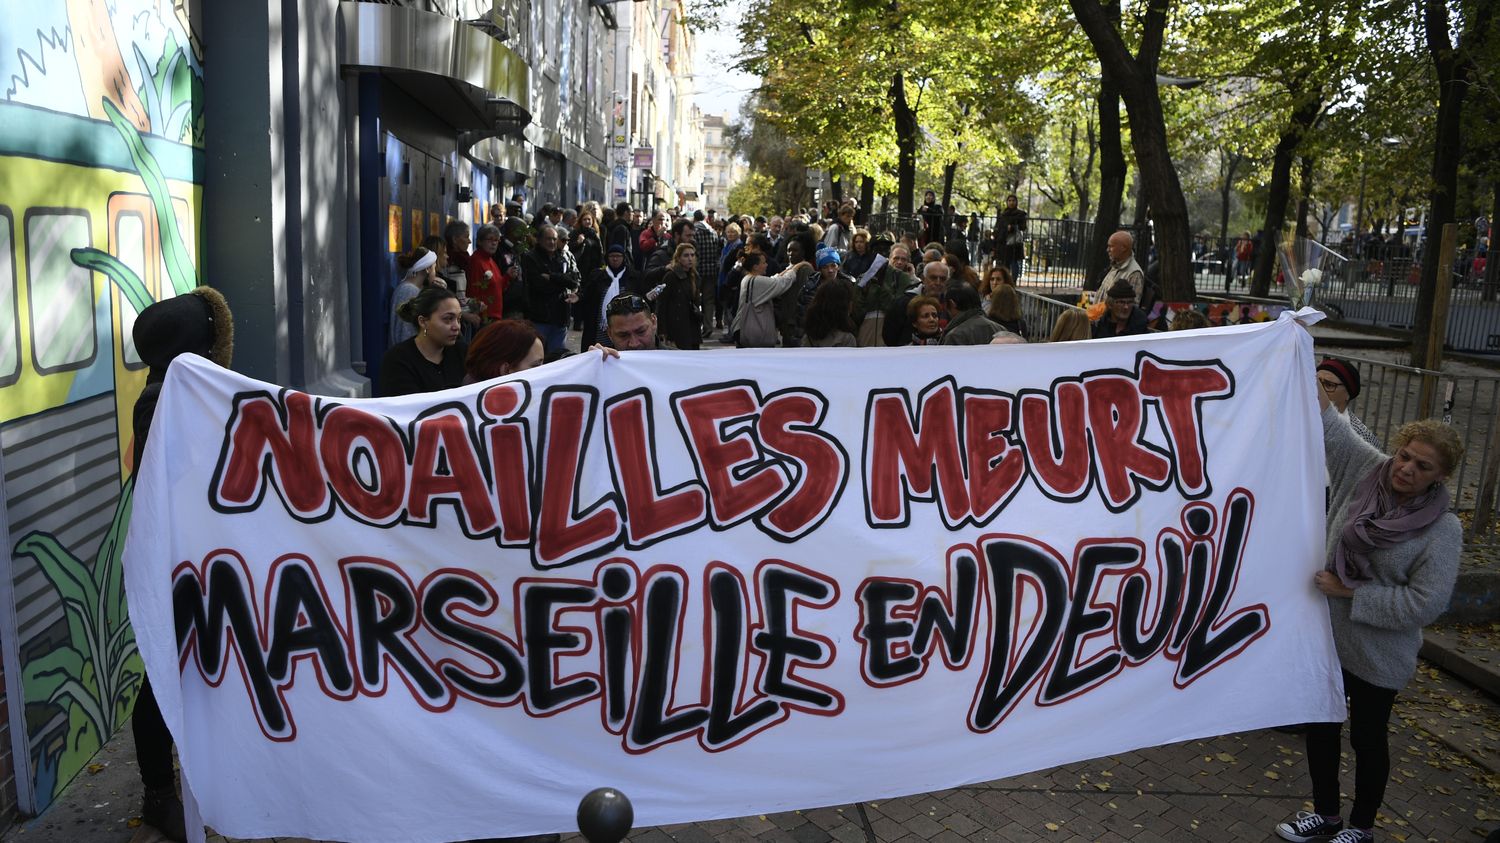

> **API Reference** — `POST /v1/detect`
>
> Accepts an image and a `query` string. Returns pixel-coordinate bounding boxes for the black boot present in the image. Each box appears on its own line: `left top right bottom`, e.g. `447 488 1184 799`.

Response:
141 784 188 843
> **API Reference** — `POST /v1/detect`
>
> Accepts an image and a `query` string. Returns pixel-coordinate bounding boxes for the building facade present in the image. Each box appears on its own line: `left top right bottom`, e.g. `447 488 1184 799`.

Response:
700 113 745 214
605 0 697 212
0 0 703 826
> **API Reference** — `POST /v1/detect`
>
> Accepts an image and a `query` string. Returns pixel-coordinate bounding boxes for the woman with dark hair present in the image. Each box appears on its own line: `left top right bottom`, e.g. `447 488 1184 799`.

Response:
919 190 942 247
980 265 1013 298
656 242 702 349
1274 386 1464 843
379 286 466 396
465 319 544 383
390 247 443 346
802 278 859 348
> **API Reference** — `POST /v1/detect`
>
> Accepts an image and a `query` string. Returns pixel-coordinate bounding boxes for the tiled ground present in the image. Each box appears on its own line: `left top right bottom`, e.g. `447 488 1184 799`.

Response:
195 663 1499 843
8 656 1493 843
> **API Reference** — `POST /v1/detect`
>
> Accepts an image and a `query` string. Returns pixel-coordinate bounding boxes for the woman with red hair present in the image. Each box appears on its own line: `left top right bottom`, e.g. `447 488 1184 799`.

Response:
464 319 544 383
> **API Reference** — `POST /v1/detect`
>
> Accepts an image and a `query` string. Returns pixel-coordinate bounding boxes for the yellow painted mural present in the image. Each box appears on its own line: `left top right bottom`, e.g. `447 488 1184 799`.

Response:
0 0 202 815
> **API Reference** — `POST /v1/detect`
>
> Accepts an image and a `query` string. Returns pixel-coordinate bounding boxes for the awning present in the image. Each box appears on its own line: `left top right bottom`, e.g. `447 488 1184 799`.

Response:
338 2 530 140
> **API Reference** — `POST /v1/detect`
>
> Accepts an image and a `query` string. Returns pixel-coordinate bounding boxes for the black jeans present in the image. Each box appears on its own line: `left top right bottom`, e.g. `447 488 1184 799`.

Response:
1305 669 1399 829
133 676 177 789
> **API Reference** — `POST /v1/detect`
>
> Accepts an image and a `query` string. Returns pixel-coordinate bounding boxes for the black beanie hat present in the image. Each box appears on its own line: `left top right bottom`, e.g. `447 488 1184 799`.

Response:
1106 278 1137 301
1317 358 1360 399
133 287 234 371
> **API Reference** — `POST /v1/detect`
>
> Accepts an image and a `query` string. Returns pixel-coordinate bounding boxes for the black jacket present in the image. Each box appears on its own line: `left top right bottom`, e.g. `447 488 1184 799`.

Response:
379 338 468 396
522 247 580 326
581 264 644 348
1092 306 1151 339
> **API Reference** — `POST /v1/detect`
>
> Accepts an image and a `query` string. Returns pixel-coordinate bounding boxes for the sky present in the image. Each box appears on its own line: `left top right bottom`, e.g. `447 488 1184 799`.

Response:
692 20 758 123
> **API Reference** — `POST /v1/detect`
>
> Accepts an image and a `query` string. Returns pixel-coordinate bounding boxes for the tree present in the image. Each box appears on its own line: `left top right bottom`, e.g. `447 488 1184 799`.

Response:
1068 0 1198 301
725 95 813 213
726 171 780 216
1413 0 1494 365
741 0 1059 216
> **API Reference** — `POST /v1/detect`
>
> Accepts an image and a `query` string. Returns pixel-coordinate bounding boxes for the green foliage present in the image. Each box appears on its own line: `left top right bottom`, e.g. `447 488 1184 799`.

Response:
726 171 781 216
722 0 1458 234
68 249 153 315
133 32 204 146
738 0 1060 205
726 96 813 213
18 478 145 798
100 98 197 297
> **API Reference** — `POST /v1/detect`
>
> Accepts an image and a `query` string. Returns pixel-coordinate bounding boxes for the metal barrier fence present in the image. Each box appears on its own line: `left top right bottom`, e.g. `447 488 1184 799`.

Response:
1309 245 1500 355
1322 352 1500 547
869 212 1498 353
1016 288 1077 341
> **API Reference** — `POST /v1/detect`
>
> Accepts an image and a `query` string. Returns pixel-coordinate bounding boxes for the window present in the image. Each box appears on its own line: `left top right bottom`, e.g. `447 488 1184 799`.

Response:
0 207 17 386
115 212 148 369
25 210 96 374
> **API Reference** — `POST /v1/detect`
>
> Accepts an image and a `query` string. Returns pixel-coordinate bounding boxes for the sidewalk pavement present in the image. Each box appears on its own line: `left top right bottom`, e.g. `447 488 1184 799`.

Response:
3 625 1495 843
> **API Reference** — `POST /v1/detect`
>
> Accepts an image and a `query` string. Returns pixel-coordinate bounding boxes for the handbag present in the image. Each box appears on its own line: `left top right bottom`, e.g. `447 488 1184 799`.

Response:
731 275 779 347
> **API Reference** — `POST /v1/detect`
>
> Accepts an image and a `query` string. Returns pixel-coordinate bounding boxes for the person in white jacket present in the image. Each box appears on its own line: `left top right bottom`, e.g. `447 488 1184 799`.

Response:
729 250 812 347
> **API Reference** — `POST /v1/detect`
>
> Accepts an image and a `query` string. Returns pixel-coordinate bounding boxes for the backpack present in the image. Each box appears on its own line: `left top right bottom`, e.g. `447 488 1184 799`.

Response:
732 275 779 347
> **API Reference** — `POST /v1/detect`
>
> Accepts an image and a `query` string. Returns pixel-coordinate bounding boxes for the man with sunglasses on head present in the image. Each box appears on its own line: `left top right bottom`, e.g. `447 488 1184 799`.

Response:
601 293 662 350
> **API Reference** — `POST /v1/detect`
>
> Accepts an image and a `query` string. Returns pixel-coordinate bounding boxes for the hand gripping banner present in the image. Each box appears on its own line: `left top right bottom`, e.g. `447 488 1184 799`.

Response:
124 313 1344 842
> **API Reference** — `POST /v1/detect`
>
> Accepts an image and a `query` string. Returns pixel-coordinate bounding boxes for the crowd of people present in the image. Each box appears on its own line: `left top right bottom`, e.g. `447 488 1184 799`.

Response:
377 196 1199 398
112 184 1472 843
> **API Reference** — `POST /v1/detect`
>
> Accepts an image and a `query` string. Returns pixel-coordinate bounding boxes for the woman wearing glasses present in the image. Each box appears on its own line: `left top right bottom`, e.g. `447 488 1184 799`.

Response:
1318 359 1380 448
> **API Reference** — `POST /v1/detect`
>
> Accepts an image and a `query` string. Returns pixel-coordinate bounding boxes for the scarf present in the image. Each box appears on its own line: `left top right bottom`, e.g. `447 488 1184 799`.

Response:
597 264 629 332
1331 457 1450 588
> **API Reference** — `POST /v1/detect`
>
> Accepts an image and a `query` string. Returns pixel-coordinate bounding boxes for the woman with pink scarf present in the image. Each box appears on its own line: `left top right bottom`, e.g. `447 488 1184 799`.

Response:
1275 381 1464 843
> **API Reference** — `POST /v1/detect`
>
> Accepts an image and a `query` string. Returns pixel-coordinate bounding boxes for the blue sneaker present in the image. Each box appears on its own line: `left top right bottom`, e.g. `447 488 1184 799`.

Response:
1276 810 1345 842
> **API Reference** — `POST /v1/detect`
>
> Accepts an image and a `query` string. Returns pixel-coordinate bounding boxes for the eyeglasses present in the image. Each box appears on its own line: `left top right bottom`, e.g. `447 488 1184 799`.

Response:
606 294 650 317
1317 378 1344 392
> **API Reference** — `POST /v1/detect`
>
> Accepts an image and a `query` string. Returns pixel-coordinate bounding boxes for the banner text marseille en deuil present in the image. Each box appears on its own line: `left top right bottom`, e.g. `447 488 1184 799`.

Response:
124 314 1343 842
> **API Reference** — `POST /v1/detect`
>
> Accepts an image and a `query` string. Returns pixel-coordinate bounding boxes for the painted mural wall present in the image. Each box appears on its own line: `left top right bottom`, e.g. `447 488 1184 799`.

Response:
0 0 202 817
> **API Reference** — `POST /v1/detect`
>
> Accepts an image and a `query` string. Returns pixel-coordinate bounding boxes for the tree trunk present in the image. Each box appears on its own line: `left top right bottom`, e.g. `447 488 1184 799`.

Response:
1069 0 1194 300
1075 116 1097 223
891 72 919 216
1414 0 1490 365
1131 95 1192 299
831 175 844 203
1086 90 1125 290
1084 3 1126 291
1251 90 1321 297
1219 149 1241 292
941 162 957 228
859 175 875 225
1294 155 1314 242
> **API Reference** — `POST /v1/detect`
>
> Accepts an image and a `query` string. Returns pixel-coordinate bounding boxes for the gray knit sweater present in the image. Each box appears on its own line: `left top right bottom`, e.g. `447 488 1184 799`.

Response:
1322 404 1462 690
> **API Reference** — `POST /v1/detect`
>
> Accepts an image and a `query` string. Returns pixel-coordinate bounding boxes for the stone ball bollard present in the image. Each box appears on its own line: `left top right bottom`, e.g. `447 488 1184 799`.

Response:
577 787 633 843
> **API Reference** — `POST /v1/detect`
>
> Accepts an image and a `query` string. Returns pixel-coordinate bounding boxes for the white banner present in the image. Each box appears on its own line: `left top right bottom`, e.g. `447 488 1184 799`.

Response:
125 314 1345 842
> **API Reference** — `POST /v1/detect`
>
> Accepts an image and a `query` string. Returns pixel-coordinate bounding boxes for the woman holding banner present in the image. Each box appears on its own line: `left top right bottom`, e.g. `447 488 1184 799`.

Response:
380 287 467 396
1276 387 1464 843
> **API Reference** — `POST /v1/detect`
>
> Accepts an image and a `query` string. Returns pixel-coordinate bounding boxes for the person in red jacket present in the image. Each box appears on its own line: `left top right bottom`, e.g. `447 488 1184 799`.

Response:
467 222 521 323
